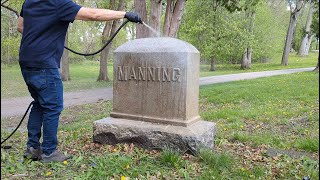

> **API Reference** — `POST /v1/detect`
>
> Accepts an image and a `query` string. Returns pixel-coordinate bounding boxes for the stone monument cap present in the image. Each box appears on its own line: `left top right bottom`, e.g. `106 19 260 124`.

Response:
114 37 199 53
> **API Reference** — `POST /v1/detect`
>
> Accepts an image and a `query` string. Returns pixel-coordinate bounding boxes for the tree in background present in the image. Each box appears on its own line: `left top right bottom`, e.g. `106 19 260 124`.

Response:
134 0 187 38
253 0 289 63
1 0 22 65
97 0 125 81
180 0 290 71
1 0 318 75
281 0 307 66
60 34 70 81
180 0 248 71
311 1 319 71
1 0 19 17
297 1 316 56
240 0 261 69
163 0 187 37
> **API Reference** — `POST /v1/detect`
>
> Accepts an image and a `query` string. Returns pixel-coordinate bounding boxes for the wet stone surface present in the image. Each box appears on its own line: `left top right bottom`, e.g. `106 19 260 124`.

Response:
93 37 216 153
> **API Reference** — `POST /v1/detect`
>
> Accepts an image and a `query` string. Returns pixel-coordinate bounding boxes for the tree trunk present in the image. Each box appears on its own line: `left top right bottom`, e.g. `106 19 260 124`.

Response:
299 34 309 55
134 0 186 39
60 33 70 81
134 0 149 38
149 0 162 37
298 5 314 56
97 34 111 81
241 11 255 69
97 0 114 81
281 13 299 65
163 0 187 37
281 0 305 66
241 48 252 69
305 34 315 54
168 0 186 37
97 0 124 81
210 58 216 71
163 0 173 36
313 53 319 72
7 20 10 64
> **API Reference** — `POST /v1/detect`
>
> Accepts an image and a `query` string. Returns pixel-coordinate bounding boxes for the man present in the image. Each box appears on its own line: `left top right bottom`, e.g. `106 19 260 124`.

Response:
17 0 141 163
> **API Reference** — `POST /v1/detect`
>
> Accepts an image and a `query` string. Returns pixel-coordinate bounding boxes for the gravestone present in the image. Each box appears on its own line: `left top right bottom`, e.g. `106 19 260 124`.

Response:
93 37 216 153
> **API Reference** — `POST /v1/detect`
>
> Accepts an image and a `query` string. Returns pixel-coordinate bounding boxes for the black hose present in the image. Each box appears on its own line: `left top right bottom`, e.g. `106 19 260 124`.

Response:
64 19 129 56
1 101 34 148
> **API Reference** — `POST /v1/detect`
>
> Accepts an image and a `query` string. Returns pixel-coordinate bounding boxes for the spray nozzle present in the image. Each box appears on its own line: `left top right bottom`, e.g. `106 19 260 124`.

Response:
125 12 142 24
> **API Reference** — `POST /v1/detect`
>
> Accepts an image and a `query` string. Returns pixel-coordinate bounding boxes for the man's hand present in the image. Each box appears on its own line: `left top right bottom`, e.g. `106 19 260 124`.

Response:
17 16 24 33
125 12 142 23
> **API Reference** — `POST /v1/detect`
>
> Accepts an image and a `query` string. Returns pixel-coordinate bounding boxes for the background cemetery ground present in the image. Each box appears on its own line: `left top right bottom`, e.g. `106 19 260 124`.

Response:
1 53 319 179
1 0 319 178
1 52 318 99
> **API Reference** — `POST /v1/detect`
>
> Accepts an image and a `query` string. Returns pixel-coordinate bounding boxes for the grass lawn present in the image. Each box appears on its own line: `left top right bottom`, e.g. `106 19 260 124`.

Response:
1 52 318 99
199 52 318 76
1 71 318 179
1 61 113 99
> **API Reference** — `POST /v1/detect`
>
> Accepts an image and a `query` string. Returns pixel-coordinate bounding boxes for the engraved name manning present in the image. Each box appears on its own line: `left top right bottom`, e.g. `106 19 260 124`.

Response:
117 66 181 82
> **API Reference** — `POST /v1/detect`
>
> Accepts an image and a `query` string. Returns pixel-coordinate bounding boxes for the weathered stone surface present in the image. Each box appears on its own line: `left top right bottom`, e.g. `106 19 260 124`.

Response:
93 37 216 152
93 117 216 154
111 37 200 126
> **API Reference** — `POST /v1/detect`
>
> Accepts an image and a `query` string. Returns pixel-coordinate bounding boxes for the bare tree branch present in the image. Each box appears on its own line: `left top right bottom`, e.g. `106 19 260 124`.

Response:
1 3 19 17
1 0 9 5
295 0 306 13
289 0 294 12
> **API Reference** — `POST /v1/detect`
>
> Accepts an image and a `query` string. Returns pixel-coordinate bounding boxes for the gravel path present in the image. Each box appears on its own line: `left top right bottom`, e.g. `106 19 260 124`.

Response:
1 67 314 118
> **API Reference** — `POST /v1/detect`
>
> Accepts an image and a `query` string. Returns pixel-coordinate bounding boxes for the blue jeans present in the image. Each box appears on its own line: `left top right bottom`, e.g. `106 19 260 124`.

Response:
20 67 63 155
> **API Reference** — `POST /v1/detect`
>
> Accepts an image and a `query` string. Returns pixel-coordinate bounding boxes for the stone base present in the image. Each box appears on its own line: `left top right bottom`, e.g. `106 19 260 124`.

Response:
93 117 216 154
110 112 201 127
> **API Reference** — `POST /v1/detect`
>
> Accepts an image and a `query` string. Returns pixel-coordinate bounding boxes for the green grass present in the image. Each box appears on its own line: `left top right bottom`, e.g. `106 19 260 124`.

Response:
1 61 113 98
1 71 319 179
1 52 318 98
295 138 320 152
199 52 318 76
159 148 185 169
200 72 319 151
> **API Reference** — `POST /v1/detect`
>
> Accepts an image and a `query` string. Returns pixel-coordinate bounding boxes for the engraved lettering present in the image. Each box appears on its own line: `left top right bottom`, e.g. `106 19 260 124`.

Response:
138 67 146 81
117 65 182 83
129 66 137 80
118 66 124 81
162 68 170 82
124 66 128 80
172 68 181 82
157 67 161 81
148 67 156 81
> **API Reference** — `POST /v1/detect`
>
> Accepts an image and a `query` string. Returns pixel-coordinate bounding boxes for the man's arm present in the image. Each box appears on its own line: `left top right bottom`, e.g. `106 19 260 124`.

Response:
75 8 126 21
17 16 23 33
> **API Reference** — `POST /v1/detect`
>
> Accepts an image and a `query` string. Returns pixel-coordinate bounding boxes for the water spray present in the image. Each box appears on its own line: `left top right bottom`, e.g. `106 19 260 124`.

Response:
141 22 161 37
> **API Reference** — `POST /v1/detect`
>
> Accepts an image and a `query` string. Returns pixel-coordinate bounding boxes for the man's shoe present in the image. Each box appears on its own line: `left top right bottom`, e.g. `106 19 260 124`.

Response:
23 147 42 161
41 150 71 163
